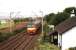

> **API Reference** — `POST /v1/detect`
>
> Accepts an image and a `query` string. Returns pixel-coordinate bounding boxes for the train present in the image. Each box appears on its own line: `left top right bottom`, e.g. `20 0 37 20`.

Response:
26 19 41 35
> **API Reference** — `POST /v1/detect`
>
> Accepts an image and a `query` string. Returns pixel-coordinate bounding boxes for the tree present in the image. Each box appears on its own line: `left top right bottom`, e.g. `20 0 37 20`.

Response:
63 7 76 16
44 13 55 24
49 12 70 26
44 12 70 26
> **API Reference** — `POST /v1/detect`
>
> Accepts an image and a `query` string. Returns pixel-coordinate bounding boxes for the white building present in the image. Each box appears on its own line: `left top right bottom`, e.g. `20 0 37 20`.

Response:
62 27 76 50
49 17 76 50
55 17 76 50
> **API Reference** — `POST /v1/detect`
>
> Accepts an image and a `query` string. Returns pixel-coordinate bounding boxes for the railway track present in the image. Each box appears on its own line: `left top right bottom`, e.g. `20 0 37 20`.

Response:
23 34 39 50
14 35 34 50
0 22 41 50
23 29 41 50
0 22 27 50
0 32 40 50
0 31 26 50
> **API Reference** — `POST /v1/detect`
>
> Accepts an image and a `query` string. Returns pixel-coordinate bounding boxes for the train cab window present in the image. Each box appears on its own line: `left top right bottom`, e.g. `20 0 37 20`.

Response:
27 25 32 28
27 23 33 28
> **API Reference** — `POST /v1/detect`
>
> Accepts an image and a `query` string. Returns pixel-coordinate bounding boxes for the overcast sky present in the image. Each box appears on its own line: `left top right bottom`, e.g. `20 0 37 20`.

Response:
0 0 76 18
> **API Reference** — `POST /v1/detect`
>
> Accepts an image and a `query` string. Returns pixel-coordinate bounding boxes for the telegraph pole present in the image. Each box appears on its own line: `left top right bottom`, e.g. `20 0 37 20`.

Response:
39 11 44 36
9 12 14 33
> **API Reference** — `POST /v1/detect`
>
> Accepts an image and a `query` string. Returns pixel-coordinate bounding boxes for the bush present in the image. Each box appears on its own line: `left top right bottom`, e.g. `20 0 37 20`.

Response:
0 27 26 42
69 47 76 50
0 32 9 42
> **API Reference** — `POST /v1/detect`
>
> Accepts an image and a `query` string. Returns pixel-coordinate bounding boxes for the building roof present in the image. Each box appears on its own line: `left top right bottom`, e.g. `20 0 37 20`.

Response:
55 17 76 34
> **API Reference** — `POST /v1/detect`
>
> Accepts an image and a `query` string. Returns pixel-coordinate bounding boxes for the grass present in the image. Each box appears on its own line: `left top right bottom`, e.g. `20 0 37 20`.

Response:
35 42 60 50
0 22 14 29
34 34 60 50
0 23 9 29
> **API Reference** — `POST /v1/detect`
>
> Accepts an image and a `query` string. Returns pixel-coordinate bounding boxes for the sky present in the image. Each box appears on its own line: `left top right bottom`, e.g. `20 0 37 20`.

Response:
0 0 76 19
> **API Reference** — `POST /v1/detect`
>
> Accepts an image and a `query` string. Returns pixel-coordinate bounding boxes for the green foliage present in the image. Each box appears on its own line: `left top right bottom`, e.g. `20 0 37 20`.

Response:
43 23 49 33
35 40 60 50
44 12 70 26
63 7 76 16
49 12 70 26
14 18 29 24
44 7 76 26
44 13 55 24
0 32 12 42
0 27 26 42
14 19 20 23
69 47 76 50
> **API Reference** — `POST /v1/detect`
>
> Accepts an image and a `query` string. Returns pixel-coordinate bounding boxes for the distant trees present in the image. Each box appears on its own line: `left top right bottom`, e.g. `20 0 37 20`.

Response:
44 13 55 24
63 7 76 16
49 12 70 26
44 7 76 26
13 18 29 24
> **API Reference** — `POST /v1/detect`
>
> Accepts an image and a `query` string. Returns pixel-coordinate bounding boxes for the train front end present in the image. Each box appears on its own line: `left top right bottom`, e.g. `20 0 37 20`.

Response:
27 27 37 34
27 23 37 35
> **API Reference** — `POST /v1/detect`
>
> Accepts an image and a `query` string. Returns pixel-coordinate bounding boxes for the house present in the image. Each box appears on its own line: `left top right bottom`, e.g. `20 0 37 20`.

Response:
49 17 76 50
